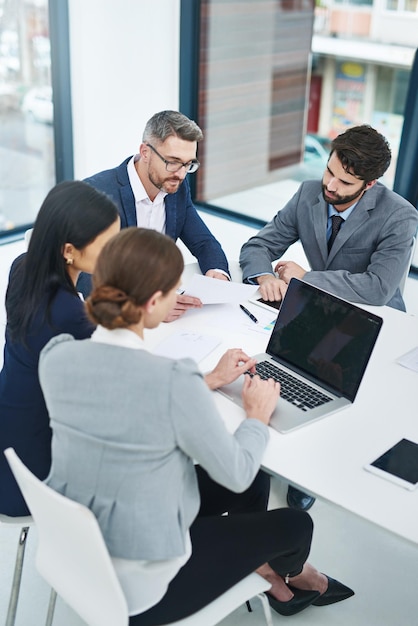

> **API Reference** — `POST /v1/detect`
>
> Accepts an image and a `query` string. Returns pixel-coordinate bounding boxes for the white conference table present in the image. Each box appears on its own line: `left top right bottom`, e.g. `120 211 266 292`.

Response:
144 263 418 545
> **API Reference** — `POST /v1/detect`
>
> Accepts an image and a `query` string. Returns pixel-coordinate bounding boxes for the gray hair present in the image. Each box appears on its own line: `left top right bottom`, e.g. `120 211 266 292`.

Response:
142 110 203 145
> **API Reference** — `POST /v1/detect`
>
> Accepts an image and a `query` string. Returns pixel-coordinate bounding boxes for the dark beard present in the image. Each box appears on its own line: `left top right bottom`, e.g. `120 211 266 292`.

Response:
322 182 367 206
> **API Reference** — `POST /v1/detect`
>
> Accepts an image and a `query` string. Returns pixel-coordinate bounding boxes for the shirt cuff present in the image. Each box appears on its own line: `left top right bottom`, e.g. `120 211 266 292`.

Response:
245 272 275 285
209 269 231 280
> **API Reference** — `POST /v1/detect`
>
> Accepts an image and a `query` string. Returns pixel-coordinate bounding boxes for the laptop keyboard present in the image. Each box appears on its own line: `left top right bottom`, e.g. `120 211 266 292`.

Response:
254 360 333 412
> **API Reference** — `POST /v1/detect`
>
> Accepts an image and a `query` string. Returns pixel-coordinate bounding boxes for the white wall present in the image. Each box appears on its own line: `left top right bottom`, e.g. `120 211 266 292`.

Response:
68 0 181 179
0 1 181 363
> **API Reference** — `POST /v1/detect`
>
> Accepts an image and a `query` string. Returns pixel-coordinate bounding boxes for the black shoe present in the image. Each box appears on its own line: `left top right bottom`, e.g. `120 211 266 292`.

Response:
286 486 316 511
267 588 320 616
311 575 355 606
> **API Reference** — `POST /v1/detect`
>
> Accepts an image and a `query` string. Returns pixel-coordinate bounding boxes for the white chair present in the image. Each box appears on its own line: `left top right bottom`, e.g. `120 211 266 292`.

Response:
0 513 33 626
24 228 33 249
4 448 273 626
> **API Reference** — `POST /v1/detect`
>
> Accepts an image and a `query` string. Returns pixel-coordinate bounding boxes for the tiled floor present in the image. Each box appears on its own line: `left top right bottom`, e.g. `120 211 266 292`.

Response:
1 214 418 626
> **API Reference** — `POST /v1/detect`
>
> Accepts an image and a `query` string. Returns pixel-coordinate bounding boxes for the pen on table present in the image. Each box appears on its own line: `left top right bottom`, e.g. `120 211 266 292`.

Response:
239 304 258 324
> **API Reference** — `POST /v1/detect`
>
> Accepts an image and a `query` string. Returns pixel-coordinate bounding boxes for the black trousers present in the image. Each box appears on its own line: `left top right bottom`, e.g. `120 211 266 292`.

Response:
130 469 313 626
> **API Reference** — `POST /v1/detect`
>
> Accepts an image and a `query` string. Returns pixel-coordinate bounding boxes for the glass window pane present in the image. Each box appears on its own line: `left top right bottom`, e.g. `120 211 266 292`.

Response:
195 0 314 222
0 0 55 235
404 0 418 10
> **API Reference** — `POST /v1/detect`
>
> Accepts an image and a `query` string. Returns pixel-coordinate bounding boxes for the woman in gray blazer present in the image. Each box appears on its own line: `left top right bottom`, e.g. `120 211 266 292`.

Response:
39 228 353 623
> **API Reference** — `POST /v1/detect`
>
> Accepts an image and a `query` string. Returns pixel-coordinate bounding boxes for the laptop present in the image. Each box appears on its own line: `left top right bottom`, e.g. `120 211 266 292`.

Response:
217 278 383 433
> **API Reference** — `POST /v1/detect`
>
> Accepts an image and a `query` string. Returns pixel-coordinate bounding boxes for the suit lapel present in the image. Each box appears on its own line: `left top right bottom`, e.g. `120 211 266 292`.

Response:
116 159 137 227
326 190 376 265
164 191 177 239
312 193 328 266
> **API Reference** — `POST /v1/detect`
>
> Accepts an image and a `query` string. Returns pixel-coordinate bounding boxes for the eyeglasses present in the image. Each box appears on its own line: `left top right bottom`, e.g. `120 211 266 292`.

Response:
146 143 200 174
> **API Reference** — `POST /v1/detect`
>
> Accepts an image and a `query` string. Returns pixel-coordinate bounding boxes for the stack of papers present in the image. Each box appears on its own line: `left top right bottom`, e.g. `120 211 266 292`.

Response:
154 332 221 363
183 274 258 304
397 347 418 373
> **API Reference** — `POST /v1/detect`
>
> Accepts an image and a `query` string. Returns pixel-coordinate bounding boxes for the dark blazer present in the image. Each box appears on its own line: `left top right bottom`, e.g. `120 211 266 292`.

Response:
85 157 229 275
240 180 418 311
0 255 95 516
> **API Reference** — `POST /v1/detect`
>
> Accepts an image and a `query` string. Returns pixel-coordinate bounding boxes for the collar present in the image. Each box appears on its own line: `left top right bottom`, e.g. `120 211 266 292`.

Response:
128 155 167 204
91 325 147 350
328 201 358 221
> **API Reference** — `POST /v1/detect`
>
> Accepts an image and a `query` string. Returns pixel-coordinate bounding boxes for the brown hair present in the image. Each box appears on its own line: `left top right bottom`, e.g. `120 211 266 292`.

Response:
86 228 184 329
330 125 391 182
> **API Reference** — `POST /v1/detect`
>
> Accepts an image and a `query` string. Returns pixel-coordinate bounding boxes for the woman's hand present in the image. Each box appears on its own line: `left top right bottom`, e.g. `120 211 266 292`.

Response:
164 294 202 323
242 374 281 425
204 349 256 390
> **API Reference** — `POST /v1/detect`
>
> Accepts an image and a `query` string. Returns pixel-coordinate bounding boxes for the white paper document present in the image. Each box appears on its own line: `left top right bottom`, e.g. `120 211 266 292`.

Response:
153 331 221 363
397 346 418 373
183 274 258 304
201 303 278 336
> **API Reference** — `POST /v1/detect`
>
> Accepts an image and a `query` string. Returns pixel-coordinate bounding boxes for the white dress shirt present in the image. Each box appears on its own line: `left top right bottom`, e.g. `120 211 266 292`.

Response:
127 155 167 233
127 156 230 280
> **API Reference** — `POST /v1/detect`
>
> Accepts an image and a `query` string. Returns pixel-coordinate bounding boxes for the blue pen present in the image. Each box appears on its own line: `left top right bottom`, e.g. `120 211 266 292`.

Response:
239 304 258 324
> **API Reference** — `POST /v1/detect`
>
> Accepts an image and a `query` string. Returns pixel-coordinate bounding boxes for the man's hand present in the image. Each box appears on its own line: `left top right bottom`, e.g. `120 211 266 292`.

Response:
204 349 257 390
242 374 281 425
205 270 229 281
274 260 306 284
164 294 202 323
257 274 287 301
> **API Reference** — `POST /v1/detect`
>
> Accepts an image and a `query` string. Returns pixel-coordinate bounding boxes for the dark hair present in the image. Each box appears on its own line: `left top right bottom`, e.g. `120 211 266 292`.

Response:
87 228 184 329
142 110 203 144
330 125 391 182
6 180 118 341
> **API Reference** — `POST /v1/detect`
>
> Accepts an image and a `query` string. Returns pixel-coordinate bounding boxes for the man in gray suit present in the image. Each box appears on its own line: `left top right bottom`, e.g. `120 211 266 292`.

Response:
240 124 418 511
240 125 418 313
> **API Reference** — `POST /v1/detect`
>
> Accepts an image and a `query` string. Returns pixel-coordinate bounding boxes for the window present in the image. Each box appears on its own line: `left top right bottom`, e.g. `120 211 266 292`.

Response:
181 0 315 225
0 0 72 238
386 0 418 10
180 0 417 270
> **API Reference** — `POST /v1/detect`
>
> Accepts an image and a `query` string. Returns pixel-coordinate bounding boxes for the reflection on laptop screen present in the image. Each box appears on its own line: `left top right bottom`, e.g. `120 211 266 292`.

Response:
266 279 382 400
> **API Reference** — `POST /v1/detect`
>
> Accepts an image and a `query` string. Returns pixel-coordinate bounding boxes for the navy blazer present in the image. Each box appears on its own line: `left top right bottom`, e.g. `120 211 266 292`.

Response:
85 157 229 275
0 255 95 516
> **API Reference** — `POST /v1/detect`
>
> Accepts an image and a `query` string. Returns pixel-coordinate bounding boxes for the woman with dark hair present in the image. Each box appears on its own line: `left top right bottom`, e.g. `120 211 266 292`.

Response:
0 180 120 516
39 227 353 622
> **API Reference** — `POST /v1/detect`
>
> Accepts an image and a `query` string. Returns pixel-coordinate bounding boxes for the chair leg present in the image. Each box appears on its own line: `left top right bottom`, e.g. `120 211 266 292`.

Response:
257 592 274 626
45 588 57 626
5 525 30 626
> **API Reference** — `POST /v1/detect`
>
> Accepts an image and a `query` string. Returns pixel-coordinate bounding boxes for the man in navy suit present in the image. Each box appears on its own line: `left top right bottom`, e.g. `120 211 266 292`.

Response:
83 110 230 321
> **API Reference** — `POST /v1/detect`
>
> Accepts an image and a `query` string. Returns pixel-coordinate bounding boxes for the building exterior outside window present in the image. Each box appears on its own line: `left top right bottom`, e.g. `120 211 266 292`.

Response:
311 0 417 187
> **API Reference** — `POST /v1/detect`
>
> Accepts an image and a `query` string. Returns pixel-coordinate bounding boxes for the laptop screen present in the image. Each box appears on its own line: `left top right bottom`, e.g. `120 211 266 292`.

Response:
266 279 383 400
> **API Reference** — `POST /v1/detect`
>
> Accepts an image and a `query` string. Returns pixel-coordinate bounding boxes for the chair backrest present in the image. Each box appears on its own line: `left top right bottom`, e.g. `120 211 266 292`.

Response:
24 228 33 249
399 235 416 296
4 448 128 626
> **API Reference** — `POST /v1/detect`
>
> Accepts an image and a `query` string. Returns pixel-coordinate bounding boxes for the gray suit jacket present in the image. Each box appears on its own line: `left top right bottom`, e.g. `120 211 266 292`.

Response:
39 334 268 560
240 180 418 311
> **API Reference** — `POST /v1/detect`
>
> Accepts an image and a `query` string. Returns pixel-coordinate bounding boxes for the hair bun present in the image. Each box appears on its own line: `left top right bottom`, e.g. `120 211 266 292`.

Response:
90 285 131 305
86 285 141 329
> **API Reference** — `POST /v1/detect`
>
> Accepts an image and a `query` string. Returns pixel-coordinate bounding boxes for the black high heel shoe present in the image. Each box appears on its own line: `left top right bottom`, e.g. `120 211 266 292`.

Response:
266 588 320 616
311 575 354 606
